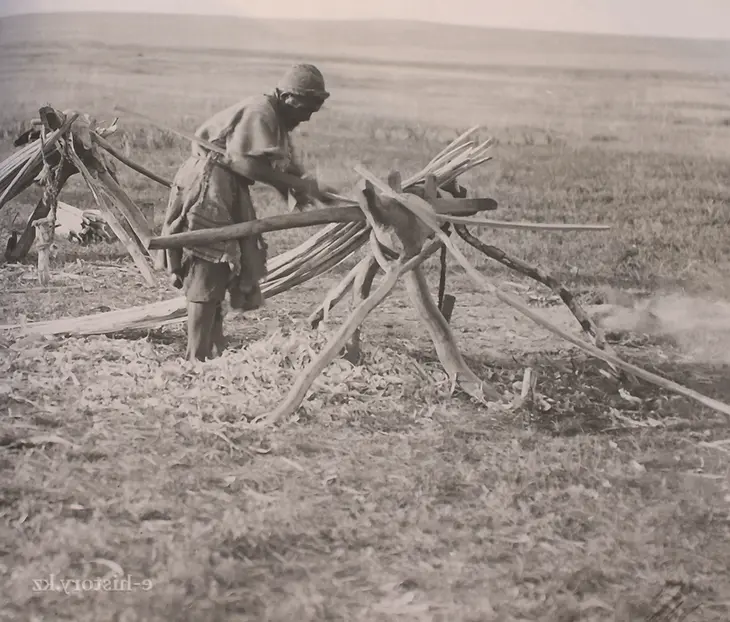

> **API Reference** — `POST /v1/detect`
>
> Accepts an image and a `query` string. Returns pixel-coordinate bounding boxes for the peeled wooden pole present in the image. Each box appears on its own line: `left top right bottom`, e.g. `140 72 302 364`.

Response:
150 206 367 250
403 264 500 401
94 169 155 247
66 148 156 286
265 223 365 283
308 255 372 328
145 198 499 251
252 238 444 427
145 203 601 254
0 143 40 185
438 213 610 232
269 223 352 272
262 232 369 298
342 253 379 364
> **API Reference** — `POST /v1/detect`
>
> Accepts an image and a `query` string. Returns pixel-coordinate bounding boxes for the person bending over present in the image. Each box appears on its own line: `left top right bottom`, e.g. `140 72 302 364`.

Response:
157 63 335 361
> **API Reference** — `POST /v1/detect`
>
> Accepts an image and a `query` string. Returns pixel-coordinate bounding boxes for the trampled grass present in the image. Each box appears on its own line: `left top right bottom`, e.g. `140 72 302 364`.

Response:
1 12 729 622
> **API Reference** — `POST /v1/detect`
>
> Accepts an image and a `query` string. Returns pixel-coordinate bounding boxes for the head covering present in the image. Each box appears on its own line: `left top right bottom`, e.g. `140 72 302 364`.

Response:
276 64 330 100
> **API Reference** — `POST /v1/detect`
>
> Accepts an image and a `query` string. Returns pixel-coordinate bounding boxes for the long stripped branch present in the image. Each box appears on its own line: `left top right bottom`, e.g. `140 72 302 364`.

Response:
252 238 444 426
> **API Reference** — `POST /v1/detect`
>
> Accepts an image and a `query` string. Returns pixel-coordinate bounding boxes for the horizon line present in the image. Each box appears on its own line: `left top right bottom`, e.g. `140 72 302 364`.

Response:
1 9 730 44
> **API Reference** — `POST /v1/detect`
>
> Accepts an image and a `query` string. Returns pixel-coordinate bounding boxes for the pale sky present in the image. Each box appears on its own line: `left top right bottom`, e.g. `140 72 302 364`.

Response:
1 0 730 40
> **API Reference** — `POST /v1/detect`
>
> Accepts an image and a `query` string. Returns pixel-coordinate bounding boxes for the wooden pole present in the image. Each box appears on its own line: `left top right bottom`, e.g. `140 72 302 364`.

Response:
389 176 501 402
149 207 367 250
94 168 155 247
342 253 380 364
307 254 374 329
92 133 173 189
145 198 500 251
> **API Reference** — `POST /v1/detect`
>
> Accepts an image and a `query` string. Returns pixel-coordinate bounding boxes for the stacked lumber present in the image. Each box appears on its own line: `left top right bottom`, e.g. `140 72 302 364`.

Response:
0 115 78 210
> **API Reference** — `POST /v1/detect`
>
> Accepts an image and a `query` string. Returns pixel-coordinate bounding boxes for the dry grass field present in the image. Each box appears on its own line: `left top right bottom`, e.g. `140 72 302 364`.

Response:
1 12 730 622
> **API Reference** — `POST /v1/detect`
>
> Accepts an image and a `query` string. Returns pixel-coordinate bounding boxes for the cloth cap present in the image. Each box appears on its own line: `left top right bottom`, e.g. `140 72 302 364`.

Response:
276 64 330 100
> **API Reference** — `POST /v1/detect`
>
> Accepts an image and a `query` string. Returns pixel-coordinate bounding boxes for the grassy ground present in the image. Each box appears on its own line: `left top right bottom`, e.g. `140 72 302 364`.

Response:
1 13 730 622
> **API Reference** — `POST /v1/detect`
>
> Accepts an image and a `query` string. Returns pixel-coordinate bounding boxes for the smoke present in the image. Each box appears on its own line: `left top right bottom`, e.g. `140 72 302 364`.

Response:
594 292 730 365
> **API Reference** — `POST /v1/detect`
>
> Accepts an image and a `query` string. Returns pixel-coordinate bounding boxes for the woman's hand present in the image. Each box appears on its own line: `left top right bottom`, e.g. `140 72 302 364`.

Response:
298 175 338 205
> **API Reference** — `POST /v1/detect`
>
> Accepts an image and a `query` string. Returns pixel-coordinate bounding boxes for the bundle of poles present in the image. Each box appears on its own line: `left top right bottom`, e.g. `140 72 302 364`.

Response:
2 105 730 423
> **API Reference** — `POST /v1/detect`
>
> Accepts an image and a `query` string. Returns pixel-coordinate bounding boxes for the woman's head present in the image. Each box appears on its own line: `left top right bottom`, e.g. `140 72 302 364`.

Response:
275 64 330 129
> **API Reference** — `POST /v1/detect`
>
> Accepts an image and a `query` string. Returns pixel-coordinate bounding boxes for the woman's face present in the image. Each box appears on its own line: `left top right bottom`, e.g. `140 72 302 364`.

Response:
280 93 325 130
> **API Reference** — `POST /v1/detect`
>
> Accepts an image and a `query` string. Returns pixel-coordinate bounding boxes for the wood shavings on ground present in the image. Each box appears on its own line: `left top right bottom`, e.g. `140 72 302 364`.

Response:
1 327 480 430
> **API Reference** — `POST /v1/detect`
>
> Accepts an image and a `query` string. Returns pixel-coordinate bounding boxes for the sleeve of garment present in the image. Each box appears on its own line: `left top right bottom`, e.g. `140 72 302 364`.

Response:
226 104 286 165
285 144 305 178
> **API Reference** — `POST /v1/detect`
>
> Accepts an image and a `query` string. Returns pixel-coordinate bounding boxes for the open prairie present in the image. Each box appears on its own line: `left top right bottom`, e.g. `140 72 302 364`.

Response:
1 12 729 622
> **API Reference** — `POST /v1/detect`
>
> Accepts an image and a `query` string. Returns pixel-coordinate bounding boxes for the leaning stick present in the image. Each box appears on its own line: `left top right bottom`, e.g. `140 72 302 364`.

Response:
387 174 501 402
115 105 330 201
66 148 156 286
267 223 353 273
356 192 393 270
0 143 40 184
1 231 367 337
262 238 367 298
356 165 730 418
92 134 173 188
0 150 43 208
438 214 611 232
344 253 381 361
418 143 476 178
403 259 501 402
454 225 606 347
0 296 188 336
33 217 55 285
308 254 375 328
456 223 625 379
402 126 481 185
252 238 444 426
95 169 155 247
